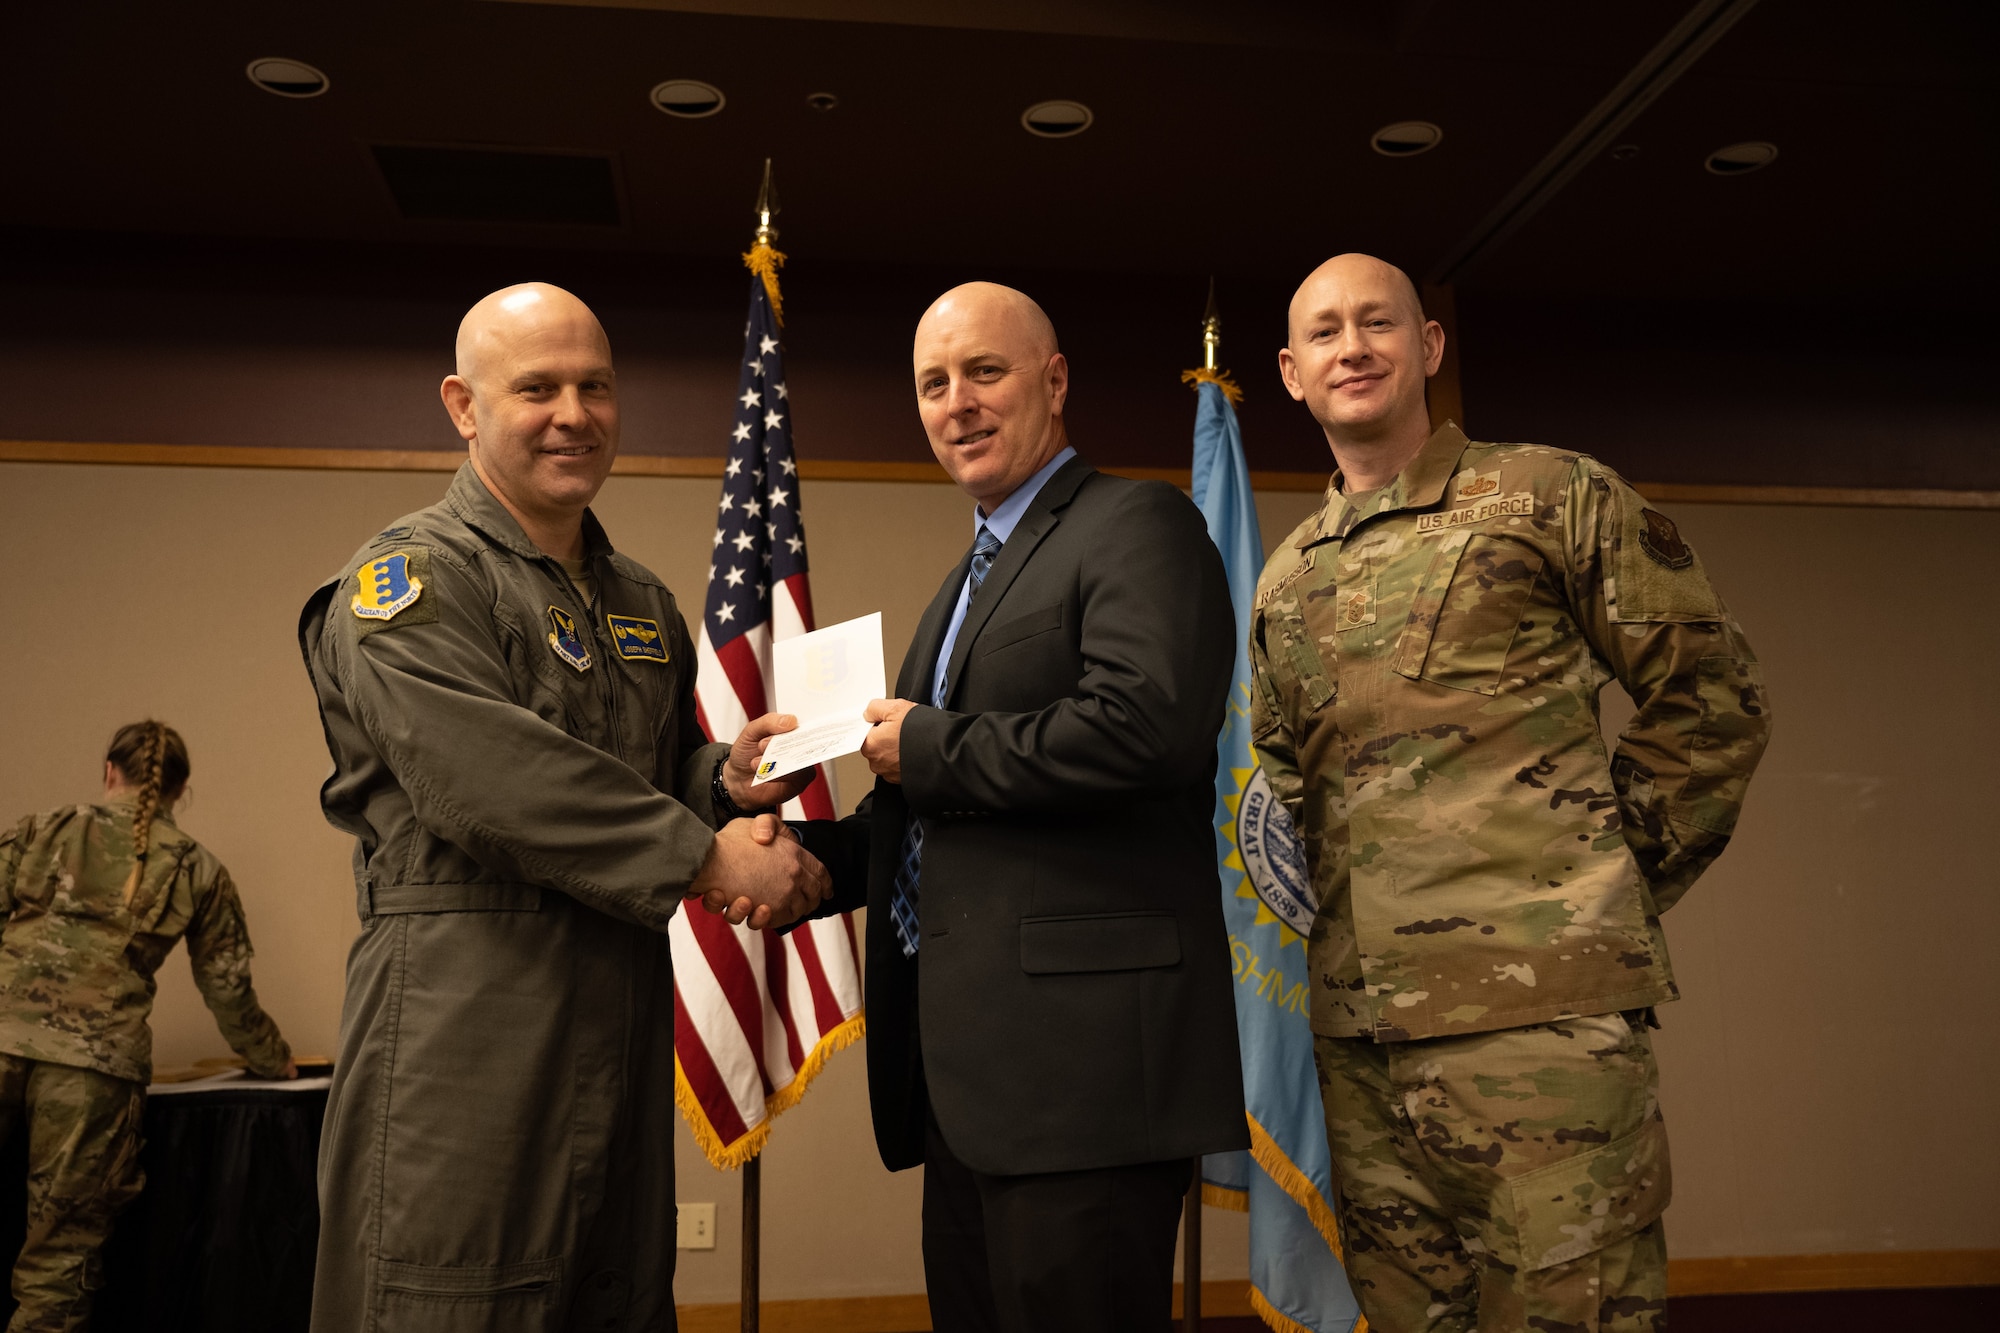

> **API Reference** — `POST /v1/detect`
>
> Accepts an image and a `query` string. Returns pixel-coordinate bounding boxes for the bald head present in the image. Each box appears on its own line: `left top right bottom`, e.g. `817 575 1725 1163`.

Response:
1287 254 1424 346
455 282 611 385
912 282 1070 512
916 282 1059 364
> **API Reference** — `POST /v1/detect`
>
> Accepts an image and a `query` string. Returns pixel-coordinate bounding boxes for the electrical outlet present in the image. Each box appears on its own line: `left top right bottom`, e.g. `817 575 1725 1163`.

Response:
677 1201 716 1250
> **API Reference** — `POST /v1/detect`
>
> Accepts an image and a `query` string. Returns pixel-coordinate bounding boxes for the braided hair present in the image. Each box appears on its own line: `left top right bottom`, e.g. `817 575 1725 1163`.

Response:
105 721 189 904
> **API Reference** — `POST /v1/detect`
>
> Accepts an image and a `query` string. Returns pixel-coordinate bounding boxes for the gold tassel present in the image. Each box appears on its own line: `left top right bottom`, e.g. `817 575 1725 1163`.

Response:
1181 366 1244 404
742 241 788 328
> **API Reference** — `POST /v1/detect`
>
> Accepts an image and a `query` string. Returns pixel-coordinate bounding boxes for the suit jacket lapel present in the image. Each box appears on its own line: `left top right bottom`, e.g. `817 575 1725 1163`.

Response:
938 457 1094 710
899 549 975 700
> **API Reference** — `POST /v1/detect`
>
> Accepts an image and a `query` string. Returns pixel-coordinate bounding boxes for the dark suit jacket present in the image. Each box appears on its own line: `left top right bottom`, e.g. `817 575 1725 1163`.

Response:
800 455 1249 1176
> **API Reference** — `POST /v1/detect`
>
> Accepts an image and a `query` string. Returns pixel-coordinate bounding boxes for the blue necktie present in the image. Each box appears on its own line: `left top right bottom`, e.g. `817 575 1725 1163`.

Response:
890 526 1003 958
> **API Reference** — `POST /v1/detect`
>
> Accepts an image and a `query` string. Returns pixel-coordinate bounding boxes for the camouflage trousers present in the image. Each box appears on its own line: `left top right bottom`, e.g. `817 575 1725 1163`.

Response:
0 1056 146 1333
1315 1013 1672 1333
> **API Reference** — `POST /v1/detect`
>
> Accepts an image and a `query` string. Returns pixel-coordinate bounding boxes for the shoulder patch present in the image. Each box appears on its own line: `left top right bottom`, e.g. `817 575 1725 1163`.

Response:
351 550 428 623
606 614 669 662
1637 509 1693 570
547 606 593 672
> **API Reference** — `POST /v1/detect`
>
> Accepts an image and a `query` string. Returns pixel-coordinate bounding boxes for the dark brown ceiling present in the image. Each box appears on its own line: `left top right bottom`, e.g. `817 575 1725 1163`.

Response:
9 0 1994 301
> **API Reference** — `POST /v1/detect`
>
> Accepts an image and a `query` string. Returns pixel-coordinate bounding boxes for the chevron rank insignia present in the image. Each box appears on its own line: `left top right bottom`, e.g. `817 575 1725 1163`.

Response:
351 551 426 622
606 614 669 662
548 606 593 672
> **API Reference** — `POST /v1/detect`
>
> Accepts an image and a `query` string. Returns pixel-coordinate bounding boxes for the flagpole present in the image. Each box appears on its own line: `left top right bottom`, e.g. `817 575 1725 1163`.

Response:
1179 282 1222 1333
737 160 776 1333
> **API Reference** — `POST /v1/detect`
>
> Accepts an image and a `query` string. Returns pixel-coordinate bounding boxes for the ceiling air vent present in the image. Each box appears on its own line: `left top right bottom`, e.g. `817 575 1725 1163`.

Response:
373 145 622 226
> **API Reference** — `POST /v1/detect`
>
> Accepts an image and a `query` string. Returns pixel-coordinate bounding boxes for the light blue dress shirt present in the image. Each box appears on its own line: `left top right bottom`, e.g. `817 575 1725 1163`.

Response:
928 446 1077 707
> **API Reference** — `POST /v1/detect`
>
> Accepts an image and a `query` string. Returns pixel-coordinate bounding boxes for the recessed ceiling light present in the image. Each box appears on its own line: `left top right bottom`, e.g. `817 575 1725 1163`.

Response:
1705 141 1777 175
1022 100 1092 138
246 57 329 99
651 79 725 119
1371 121 1442 157
805 92 839 112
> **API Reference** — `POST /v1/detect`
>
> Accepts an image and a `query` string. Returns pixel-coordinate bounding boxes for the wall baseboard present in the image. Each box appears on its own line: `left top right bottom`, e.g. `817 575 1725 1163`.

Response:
5 439 1998 508
675 1252 2000 1331
1668 1248 2000 1296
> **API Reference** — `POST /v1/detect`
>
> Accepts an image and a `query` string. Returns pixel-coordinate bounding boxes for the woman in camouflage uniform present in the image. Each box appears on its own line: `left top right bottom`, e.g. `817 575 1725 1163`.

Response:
0 720 294 1331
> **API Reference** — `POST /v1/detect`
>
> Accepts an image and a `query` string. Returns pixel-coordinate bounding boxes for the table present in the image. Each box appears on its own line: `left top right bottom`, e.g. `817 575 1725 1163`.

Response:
0 1071 328 1332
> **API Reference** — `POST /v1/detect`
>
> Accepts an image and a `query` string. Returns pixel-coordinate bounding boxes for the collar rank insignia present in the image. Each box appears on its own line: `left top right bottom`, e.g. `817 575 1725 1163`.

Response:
606 614 669 662
351 552 424 622
547 606 593 672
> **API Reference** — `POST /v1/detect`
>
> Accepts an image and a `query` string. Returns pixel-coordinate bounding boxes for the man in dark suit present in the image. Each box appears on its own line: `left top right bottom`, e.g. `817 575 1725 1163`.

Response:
720 282 1247 1330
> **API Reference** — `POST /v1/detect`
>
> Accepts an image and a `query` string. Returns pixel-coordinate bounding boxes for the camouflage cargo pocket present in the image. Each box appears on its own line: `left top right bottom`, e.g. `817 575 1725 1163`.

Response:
1396 534 1546 695
1501 1116 1671 1272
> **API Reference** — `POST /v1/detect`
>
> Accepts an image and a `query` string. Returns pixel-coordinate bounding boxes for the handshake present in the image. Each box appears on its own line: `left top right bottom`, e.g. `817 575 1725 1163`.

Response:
687 712 833 931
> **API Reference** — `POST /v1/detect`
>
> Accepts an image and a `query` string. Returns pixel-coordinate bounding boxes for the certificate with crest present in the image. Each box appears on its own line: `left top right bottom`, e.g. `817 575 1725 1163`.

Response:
751 613 885 785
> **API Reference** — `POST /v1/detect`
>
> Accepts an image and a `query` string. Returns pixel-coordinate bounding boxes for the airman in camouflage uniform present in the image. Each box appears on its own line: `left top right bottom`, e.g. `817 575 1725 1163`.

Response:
0 789 292 1331
1252 255 1770 1332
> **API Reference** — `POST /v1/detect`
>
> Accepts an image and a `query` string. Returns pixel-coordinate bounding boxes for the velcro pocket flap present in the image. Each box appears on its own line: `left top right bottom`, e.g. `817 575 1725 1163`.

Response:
1506 1117 1672 1272
978 603 1064 655
1020 911 1181 974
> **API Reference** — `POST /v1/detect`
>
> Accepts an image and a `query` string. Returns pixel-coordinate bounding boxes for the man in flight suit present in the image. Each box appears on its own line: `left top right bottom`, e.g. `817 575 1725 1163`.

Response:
1249 255 1771 1332
299 283 828 1332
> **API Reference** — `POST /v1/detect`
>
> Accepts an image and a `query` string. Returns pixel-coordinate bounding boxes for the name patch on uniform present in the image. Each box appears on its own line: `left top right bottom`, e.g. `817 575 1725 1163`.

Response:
1637 509 1694 570
1416 491 1535 535
606 614 669 662
351 551 425 622
547 606 593 672
1454 469 1501 501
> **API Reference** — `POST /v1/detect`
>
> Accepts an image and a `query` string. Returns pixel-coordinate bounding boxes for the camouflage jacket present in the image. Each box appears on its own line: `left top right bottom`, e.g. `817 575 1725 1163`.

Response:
1249 423 1770 1042
0 799 292 1083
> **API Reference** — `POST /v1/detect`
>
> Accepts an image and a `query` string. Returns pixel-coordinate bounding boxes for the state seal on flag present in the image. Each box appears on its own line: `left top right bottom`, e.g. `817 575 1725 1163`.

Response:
1236 766 1316 937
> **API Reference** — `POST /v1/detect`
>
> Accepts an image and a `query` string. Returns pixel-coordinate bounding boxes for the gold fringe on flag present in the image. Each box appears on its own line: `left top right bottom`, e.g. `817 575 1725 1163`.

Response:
1203 1181 1250 1212
673 1010 866 1170
1245 1110 1348 1261
743 241 788 329
1250 1283 1369 1333
1181 365 1244 404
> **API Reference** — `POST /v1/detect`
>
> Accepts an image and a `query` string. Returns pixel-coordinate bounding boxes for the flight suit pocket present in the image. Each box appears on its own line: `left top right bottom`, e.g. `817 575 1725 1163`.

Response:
374 1257 561 1332
1395 534 1545 695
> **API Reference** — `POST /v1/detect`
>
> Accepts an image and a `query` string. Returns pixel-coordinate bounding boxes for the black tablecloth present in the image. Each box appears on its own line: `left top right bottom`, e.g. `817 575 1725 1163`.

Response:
0 1081 326 1333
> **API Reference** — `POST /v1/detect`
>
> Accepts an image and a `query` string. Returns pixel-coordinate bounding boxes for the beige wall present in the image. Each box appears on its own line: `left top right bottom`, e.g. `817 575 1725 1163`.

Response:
1 462 1994 1304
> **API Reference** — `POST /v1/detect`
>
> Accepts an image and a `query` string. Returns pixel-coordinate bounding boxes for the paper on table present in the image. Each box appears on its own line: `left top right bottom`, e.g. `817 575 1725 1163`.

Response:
751 612 886 786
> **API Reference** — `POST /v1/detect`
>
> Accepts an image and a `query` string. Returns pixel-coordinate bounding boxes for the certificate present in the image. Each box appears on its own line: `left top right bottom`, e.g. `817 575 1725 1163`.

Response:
751 612 885 786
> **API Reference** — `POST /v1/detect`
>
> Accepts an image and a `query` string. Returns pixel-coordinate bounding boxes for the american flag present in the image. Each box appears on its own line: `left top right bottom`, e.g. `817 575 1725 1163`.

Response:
669 260 864 1168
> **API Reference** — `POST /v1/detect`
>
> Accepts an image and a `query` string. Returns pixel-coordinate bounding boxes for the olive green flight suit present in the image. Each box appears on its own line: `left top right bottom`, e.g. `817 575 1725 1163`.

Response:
299 464 729 1333
0 800 293 1331
1250 424 1771 1332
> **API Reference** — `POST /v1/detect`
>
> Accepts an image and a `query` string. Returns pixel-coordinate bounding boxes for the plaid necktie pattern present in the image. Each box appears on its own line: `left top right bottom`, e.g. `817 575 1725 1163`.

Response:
890 525 1003 958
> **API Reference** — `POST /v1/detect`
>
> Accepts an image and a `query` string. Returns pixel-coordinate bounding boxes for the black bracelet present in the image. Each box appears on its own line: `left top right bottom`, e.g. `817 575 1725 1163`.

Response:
711 756 751 823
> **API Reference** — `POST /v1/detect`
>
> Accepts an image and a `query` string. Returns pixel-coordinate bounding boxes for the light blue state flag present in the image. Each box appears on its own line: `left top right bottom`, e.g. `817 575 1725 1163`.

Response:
1190 376 1364 1333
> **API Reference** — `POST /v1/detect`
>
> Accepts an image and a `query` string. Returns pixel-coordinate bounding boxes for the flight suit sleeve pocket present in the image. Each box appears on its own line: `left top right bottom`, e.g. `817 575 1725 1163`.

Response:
1020 912 1181 974
1395 534 1545 695
374 1257 561 1332
1503 1116 1671 1272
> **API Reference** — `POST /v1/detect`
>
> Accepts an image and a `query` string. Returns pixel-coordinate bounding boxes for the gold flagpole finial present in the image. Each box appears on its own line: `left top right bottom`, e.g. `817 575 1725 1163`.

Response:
1200 276 1221 372
1181 276 1242 403
753 156 779 248
744 158 787 326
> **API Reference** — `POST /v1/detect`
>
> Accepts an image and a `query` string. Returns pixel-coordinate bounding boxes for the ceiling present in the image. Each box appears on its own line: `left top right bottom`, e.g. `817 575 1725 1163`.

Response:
6 0 1995 301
